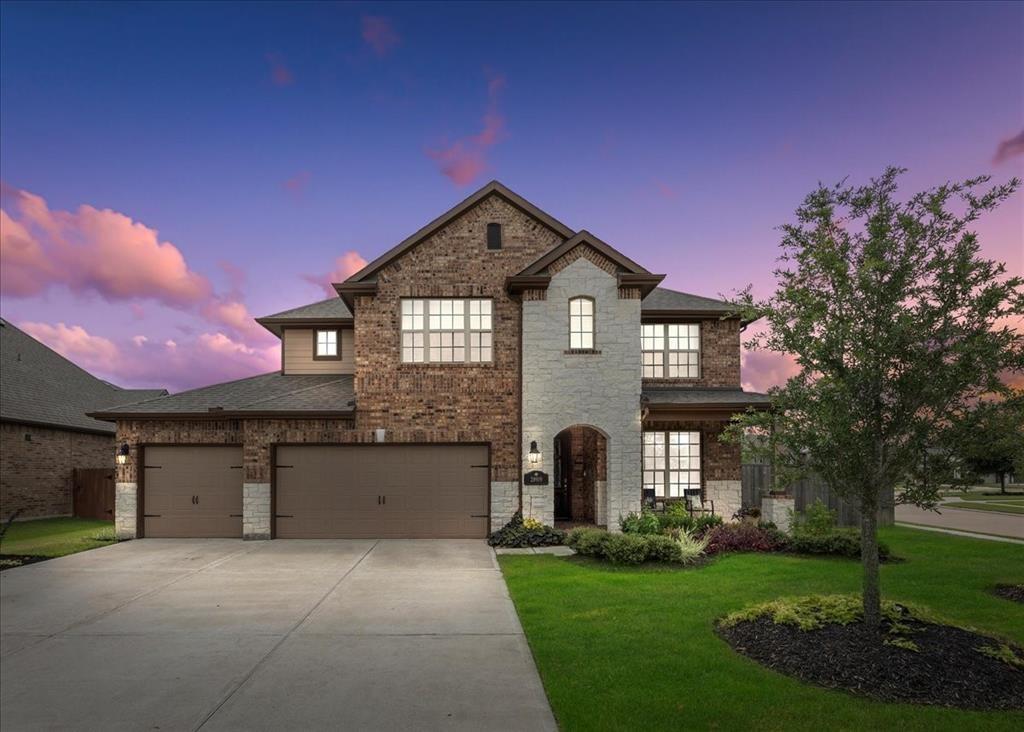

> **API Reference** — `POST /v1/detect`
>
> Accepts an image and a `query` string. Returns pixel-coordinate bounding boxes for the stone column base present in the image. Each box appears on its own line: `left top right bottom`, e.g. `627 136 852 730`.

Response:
490 481 518 533
243 483 271 540
522 484 553 526
115 482 137 540
761 495 794 533
706 480 742 523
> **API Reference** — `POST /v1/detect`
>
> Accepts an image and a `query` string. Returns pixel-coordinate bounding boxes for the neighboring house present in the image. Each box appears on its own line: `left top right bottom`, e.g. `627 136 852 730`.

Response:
0 319 167 520
92 182 768 540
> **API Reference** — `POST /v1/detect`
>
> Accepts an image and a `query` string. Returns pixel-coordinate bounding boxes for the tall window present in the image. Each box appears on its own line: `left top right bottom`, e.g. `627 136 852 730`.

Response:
569 297 594 349
643 431 701 498
314 329 339 359
642 323 699 378
401 298 492 363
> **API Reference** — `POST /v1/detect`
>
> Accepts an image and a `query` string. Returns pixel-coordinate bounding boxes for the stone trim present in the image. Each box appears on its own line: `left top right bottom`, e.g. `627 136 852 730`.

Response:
243 482 271 540
115 482 137 540
490 481 518 532
547 244 619 277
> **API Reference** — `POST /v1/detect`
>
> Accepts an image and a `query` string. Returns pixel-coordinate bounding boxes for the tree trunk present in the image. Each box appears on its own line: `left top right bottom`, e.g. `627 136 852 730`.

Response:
860 493 881 631
1000 472 1006 494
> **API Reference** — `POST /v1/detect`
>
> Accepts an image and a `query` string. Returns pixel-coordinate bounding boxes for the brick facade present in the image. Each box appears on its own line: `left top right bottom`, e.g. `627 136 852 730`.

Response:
1 421 114 520
641 316 741 388
352 195 566 485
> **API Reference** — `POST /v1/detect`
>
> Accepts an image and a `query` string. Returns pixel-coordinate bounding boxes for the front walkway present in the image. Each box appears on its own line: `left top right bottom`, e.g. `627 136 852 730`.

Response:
0 539 556 731
895 503 1024 540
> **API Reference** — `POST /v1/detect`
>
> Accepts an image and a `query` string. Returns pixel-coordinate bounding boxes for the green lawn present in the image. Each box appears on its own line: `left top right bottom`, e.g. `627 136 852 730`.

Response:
500 527 1024 731
0 517 116 560
945 501 1024 515
941 491 1024 500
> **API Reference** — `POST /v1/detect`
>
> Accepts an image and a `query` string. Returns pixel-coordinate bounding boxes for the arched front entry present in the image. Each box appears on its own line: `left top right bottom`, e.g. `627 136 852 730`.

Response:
553 425 608 525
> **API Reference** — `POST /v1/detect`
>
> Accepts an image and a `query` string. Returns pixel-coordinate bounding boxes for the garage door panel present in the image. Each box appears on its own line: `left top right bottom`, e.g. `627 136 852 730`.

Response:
143 447 243 538
275 445 489 539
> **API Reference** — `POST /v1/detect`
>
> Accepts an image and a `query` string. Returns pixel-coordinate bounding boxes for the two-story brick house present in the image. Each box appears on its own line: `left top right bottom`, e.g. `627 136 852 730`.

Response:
93 182 767 540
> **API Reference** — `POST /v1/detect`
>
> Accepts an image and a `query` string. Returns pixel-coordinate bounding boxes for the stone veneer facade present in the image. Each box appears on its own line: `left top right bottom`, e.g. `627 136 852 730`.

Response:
521 255 643 527
1 421 114 520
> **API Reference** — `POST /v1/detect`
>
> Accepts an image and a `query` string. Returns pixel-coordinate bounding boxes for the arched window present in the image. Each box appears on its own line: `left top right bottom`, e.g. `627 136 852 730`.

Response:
569 297 594 349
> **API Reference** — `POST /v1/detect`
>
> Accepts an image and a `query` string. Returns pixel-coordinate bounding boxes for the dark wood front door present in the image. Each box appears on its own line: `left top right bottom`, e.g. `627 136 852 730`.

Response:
554 432 572 521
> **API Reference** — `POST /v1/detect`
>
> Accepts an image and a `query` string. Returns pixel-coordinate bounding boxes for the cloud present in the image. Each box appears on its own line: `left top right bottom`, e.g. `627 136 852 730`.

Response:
265 53 294 87
426 71 507 186
994 129 1024 165
655 181 678 199
1 186 211 306
282 171 311 197
302 251 368 297
361 16 400 57
740 348 801 393
21 320 280 393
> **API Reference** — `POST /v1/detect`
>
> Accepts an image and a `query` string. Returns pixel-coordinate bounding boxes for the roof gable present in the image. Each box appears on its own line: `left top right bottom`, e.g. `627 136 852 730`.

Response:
342 181 575 285
516 230 650 277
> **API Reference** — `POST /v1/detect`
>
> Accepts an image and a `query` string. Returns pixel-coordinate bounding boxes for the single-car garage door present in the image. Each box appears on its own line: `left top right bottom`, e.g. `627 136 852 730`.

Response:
274 445 489 539
142 446 243 538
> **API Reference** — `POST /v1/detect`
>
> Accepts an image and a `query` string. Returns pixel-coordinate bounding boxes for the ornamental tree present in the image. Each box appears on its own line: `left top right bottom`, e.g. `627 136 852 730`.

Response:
727 168 1023 629
954 394 1024 494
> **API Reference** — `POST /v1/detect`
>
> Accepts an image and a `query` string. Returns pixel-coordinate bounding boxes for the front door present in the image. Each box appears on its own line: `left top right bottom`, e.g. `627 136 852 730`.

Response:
553 432 572 521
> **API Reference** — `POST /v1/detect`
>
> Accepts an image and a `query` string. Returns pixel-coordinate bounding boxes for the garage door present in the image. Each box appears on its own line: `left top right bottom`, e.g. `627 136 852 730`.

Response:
142 446 243 538
274 445 489 539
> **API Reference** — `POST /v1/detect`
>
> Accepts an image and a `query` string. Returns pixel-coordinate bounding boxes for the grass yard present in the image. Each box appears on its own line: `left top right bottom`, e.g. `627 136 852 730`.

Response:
941 491 1024 500
0 517 116 563
944 501 1024 515
500 526 1024 731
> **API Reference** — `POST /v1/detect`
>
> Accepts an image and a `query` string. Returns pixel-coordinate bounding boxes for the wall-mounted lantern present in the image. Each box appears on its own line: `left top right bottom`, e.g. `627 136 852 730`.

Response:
116 443 130 465
528 440 541 465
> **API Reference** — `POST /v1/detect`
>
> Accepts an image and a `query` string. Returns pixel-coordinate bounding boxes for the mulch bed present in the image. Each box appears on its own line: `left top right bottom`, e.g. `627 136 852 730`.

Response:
0 555 50 571
718 616 1024 710
993 584 1024 604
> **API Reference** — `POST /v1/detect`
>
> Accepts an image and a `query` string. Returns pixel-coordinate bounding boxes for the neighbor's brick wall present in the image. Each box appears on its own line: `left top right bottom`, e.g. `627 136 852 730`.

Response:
1 422 114 520
352 194 567 484
641 317 741 388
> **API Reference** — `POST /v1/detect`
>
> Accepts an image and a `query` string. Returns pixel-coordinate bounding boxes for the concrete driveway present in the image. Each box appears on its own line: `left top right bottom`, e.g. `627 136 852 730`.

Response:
0 539 556 731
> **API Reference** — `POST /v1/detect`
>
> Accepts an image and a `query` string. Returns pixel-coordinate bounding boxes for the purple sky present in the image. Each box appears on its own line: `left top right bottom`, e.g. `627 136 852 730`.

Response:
1 1 1021 392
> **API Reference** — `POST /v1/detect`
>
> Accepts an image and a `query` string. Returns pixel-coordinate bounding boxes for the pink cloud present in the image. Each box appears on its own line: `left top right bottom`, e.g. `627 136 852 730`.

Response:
361 16 400 57
265 53 294 87
21 320 280 393
1 186 211 306
655 181 678 199
302 251 368 297
282 171 311 197
741 348 801 393
426 72 507 186
993 129 1024 164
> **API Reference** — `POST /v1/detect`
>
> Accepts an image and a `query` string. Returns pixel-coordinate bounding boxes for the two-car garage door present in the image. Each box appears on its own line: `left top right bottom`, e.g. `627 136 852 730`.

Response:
275 445 490 539
141 444 489 539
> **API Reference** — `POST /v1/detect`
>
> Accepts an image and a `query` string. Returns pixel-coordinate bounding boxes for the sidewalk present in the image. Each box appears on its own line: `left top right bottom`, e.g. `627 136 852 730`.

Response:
895 503 1024 540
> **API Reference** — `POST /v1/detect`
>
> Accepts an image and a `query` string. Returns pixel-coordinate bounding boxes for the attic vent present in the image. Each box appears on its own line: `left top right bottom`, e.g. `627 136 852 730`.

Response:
487 223 502 250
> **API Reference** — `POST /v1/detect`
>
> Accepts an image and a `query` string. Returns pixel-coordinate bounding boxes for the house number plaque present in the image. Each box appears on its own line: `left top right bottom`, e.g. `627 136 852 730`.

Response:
523 470 549 486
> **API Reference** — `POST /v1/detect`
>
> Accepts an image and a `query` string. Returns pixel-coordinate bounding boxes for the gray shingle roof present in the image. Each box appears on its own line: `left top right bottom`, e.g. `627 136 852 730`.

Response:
90 372 355 419
0 319 168 434
643 386 770 408
642 287 735 313
256 297 353 336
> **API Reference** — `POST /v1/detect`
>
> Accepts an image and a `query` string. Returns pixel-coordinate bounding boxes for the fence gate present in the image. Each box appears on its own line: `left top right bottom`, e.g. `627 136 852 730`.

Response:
73 468 115 521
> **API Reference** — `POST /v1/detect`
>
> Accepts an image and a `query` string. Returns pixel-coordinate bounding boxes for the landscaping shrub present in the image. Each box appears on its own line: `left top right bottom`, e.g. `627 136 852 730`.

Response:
691 514 723 535
603 533 650 564
674 529 709 564
566 526 611 557
790 498 837 536
705 522 788 555
788 528 892 561
619 510 662 535
643 534 684 563
487 512 565 548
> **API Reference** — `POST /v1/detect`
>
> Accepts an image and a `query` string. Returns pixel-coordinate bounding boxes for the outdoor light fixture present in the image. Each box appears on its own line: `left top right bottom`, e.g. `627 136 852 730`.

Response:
116 443 130 465
528 440 541 465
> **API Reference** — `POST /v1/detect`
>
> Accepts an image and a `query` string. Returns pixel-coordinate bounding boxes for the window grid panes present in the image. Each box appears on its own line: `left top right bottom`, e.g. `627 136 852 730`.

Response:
401 298 492 363
569 297 594 349
315 329 338 357
643 431 701 498
642 323 699 378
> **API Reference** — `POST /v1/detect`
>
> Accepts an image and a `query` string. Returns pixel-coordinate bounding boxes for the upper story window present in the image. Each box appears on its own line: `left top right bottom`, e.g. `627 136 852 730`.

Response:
487 222 502 250
314 329 340 360
642 323 699 378
569 297 594 349
401 298 493 363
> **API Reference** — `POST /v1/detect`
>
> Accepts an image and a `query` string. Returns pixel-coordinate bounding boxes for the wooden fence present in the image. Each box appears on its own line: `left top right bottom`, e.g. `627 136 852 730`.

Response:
72 468 115 521
741 464 894 527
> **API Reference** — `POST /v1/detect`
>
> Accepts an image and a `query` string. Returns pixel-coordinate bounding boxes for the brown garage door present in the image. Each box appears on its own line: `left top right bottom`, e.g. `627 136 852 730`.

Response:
142 446 243 538
275 445 489 539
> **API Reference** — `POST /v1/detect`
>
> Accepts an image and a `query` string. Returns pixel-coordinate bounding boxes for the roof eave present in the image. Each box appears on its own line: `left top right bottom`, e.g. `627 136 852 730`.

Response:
333 281 378 311
505 275 552 295
255 316 355 337
88 409 357 422
618 273 665 297
1 416 115 436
